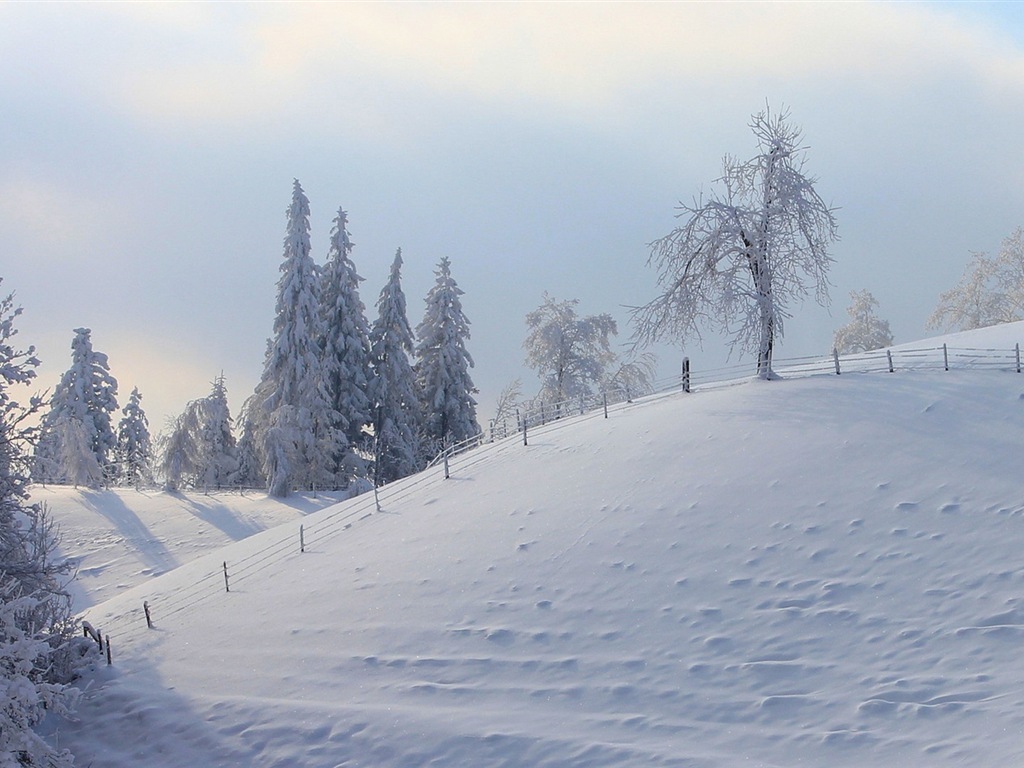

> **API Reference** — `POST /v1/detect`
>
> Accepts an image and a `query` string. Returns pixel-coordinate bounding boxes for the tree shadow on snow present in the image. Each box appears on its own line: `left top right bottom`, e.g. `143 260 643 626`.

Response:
77 490 178 575
177 496 264 541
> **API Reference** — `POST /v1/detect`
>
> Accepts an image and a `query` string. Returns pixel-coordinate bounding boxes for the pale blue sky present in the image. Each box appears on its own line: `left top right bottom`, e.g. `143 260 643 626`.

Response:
2 2 1023 430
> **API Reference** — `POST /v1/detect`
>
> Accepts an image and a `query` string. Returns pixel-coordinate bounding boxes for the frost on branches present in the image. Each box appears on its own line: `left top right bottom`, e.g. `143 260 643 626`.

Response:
160 376 239 492
832 290 893 354
33 328 119 486
415 257 479 457
524 295 617 414
633 107 838 378
370 249 422 485
0 588 80 768
927 228 1024 332
0 282 87 767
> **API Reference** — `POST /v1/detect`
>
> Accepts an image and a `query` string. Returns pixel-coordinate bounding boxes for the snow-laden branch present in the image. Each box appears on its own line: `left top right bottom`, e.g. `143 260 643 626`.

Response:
632 106 838 378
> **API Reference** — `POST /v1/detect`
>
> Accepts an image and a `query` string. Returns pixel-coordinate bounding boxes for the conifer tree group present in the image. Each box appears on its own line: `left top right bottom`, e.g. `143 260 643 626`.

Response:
237 180 479 497
29 180 480 496
32 328 153 488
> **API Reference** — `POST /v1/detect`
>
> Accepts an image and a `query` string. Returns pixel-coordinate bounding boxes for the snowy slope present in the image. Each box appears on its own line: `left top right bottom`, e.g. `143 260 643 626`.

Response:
34 486 346 609
41 335 1024 766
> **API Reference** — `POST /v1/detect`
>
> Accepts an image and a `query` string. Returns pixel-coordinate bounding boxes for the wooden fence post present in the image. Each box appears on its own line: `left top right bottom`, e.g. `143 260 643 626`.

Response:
105 636 112 666
143 600 153 629
832 348 841 375
682 357 691 393
522 419 528 447
1016 343 1021 374
223 561 230 593
943 343 949 371
887 349 894 373
443 450 450 480
603 392 608 419
300 524 305 553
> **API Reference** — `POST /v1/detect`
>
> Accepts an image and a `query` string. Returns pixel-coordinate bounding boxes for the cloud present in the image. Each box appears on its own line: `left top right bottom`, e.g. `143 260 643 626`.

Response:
0 175 118 253
107 3 1024 135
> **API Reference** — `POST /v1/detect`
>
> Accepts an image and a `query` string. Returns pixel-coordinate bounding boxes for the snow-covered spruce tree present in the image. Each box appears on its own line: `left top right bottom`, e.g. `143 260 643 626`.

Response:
195 374 238 490
927 229 1024 332
247 180 337 497
369 248 422 484
524 294 617 414
233 410 264 489
833 290 893 354
319 207 373 485
415 256 480 458
34 327 119 486
0 284 83 767
632 107 838 378
116 386 152 487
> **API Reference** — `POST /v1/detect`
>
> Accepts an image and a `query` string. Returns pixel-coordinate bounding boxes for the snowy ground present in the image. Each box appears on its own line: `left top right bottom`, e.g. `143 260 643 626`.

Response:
33 486 346 609
39 325 1024 766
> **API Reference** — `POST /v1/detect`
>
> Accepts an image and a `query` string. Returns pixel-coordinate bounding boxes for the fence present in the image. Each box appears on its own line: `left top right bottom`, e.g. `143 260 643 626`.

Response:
84 341 1022 651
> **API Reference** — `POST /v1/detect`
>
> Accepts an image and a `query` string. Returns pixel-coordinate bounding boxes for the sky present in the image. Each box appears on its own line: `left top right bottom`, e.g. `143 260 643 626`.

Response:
2 1 1023 431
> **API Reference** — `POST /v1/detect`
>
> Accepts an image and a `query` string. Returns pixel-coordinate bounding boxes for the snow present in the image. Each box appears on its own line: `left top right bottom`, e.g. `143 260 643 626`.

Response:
33 486 345 609
36 323 1024 765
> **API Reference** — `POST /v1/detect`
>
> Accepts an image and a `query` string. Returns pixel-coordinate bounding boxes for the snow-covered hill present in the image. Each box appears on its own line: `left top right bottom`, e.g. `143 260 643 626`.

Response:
41 327 1024 766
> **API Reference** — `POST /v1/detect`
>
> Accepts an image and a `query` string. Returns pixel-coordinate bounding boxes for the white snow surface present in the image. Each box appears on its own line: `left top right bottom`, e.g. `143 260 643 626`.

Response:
34 486 346 609
38 325 1024 765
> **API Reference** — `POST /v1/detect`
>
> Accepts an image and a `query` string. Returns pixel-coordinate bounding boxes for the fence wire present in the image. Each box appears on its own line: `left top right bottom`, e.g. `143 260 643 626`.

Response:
84 341 1023 647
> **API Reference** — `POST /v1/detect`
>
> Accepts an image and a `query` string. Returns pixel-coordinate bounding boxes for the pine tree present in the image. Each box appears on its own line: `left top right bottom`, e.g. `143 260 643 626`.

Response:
34 328 119 486
195 374 238 490
370 248 422 484
415 256 480 457
116 386 152 487
319 207 373 484
247 180 337 496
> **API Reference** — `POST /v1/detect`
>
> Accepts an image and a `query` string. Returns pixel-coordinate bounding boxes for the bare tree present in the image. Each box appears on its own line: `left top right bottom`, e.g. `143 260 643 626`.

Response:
833 290 893 354
632 107 838 378
927 228 1024 332
602 351 657 402
491 379 522 437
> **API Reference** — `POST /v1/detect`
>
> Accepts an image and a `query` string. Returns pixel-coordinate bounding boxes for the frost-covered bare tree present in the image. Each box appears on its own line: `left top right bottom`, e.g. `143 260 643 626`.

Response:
0 282 85 767
524 294 617 413
832 290 893 354
927 229 1024 332
601 351 657 403
632 107 838 378
491 379 522 437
